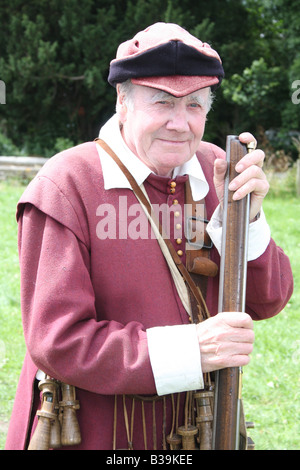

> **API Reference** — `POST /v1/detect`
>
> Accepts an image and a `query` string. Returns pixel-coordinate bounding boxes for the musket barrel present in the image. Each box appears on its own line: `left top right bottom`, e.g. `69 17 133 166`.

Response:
212 135 250 450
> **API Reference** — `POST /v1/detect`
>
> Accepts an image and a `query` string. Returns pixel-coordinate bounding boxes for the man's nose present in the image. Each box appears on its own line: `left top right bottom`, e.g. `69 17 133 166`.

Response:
165 105 190 132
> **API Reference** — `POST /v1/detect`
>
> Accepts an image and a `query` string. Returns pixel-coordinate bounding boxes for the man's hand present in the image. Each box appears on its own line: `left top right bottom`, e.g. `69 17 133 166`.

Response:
213 132 269 222
196 312 255 372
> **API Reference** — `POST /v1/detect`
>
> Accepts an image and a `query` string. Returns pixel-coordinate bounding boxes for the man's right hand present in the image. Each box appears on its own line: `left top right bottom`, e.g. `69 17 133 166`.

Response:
196 312 255 373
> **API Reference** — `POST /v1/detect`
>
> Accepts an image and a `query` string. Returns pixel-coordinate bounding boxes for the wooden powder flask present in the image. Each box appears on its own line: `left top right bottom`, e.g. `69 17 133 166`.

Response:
166 433 182 450
28 376 60 450
212 136 252 450
177 391 198 450
177 424 198 450
194 389 214 450
49 380 61 449
59 383 82 446
27 377 81 449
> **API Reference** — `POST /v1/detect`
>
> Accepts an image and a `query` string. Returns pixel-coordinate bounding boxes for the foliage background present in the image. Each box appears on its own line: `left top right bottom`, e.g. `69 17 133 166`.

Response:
1 0 300 158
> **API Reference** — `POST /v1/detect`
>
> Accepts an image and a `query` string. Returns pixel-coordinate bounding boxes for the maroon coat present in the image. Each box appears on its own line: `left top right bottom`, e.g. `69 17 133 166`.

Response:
5 141 293 450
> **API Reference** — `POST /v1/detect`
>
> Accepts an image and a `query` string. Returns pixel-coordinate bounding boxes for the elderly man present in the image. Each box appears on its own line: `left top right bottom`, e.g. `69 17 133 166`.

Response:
6 23 293 450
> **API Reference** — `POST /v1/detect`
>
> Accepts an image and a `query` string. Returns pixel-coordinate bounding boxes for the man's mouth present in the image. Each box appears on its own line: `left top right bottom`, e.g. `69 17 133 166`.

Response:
159 138 189 145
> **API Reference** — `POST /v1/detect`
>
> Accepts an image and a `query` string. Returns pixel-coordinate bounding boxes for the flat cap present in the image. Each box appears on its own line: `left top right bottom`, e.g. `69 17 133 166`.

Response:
108 22 224 97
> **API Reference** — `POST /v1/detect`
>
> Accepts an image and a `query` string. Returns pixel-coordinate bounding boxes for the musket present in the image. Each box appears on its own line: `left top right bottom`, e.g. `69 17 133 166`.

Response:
212 135 255 450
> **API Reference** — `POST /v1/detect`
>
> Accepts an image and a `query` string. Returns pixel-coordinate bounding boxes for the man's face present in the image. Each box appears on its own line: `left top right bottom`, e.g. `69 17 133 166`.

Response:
119 85 209 177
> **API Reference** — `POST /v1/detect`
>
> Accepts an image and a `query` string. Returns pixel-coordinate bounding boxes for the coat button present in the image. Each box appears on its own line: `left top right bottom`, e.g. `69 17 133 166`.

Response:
177 250 183 256
169 181 176 194
176 238 182 245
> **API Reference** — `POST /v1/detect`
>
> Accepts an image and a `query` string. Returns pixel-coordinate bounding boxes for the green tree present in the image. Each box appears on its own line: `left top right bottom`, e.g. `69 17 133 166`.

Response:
1 0 299 157
0 0 256 155
221 0 300 157
0 0 121 155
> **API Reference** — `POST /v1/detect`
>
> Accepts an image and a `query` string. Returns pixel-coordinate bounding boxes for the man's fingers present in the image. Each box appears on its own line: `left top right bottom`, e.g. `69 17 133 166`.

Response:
211 352 252 370
197 312 255 372
217 311 254 330
235 149 265 172
238 132 257 146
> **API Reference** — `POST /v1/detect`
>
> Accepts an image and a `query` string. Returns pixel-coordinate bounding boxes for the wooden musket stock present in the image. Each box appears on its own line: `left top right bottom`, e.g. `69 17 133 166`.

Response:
212 136 251 450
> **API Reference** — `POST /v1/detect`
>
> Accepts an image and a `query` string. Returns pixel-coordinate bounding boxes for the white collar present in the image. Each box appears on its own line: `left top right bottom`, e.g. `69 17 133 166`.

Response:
97 114 209 201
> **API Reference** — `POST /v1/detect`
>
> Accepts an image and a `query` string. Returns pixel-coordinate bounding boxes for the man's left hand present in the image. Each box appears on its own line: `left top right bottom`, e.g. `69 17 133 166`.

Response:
213 132 269 222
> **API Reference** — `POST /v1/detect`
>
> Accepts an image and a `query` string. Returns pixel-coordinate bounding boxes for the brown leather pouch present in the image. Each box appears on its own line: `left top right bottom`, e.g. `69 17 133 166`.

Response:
185 180 218 278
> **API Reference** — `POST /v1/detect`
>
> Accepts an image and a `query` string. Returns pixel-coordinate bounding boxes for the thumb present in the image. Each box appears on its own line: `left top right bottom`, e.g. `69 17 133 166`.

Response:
213 158 228 203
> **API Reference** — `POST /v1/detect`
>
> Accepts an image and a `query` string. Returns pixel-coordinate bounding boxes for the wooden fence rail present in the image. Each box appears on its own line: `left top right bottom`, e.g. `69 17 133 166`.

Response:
0 156 47 181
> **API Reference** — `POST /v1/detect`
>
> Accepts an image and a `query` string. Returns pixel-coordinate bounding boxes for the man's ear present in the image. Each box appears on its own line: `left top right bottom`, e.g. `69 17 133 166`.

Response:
116 84 128 123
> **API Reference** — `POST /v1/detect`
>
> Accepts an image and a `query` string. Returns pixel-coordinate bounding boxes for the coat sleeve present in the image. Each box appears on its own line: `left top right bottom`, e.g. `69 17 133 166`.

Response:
18 203 157 396
245 238 293 320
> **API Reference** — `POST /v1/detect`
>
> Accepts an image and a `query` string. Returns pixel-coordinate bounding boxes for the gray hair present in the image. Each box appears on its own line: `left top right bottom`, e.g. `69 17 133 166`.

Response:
116 80 136 115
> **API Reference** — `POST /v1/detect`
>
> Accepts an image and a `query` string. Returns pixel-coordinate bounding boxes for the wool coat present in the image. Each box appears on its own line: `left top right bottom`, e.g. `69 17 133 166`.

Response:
5 140 293 450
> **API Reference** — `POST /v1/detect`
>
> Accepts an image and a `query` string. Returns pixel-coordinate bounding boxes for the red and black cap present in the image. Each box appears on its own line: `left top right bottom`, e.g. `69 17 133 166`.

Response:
108 23 224 97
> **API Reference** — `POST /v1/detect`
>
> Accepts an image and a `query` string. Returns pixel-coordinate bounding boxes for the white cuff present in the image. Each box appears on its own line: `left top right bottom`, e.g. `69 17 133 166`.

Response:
207 205 271 261
146 324 203 396
247 209 271 260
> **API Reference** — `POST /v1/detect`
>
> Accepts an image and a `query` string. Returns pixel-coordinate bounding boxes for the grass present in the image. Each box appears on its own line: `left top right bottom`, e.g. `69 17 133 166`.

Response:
243 194 300 450
0 180 27 449
0 176 299 450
